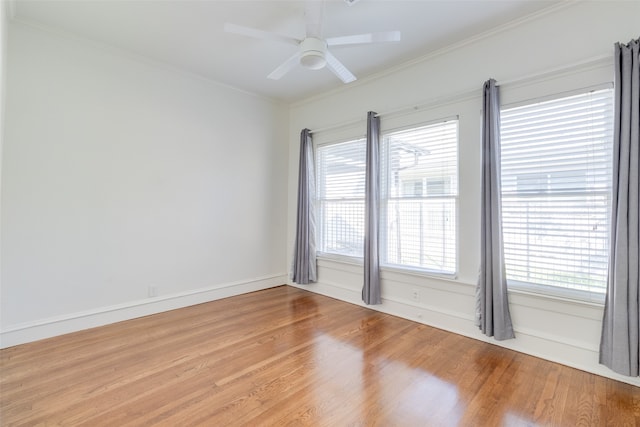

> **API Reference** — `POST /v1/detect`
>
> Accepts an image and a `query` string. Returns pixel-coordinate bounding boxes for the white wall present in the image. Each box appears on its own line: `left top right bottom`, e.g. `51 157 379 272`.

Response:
0 21 289 347
287 1 640 386
0 1 11 343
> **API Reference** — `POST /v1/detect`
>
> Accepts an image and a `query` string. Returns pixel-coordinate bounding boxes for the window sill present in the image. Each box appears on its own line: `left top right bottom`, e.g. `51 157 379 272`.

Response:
316 253 458 281
508 282 605 308
317 253 363 266
381 264 457 281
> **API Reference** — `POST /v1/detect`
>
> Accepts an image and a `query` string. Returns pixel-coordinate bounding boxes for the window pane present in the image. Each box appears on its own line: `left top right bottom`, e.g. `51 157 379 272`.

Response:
316 138 366 257
500 88 613 298
381 121 458 274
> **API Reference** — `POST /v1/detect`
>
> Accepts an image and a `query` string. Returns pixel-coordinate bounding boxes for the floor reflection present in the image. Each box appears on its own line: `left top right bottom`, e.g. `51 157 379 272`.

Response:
281 289 611 426
503 412 542 427
305 313 463 426
388 373 461 426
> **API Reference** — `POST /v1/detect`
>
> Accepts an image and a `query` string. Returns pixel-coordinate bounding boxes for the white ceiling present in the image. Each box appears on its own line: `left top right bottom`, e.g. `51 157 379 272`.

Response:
10 0 558 103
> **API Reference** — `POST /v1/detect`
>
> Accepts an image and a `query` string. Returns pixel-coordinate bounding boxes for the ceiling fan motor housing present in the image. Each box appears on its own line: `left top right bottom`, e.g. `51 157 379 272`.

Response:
299 37 327 70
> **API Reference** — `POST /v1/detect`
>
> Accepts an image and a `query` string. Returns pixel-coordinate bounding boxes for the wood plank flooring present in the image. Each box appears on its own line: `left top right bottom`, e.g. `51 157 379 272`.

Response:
1 285 639 426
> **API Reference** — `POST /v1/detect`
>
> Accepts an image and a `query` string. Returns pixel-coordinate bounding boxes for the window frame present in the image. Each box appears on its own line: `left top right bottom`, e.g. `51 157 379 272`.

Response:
315 135 367 263
379 118 460 278
498 84 614 303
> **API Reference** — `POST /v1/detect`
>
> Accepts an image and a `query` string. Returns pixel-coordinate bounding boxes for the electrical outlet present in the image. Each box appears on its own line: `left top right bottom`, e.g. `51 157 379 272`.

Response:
411 288 420 302
148 286 158 298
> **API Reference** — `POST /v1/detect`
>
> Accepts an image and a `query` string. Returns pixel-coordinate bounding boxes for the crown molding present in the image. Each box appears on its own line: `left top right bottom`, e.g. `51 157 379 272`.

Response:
291 0 581 108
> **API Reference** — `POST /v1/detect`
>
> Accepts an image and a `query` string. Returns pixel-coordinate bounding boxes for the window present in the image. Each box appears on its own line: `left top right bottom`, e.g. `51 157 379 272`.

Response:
316 138 366 257
381 120 458 274
500 88 613 300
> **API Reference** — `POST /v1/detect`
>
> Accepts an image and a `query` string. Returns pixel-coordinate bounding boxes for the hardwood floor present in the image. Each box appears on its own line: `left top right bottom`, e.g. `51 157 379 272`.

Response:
1 286 639 426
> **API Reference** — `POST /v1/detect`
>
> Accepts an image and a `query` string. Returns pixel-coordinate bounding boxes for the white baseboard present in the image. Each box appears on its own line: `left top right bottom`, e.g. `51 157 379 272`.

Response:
289 279 640 387
0 274 287 349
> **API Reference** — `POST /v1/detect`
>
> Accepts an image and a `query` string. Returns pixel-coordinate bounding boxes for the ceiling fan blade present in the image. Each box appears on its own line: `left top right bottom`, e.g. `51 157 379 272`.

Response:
304 0 324 38
268 52 301 80
326 31 401 47
325 51 356 84
224 23 300 46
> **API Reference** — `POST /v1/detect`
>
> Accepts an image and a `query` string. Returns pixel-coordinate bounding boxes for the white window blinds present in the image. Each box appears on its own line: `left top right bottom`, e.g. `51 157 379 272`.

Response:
500 88 614 300
381 120 458 274
316 138 366 257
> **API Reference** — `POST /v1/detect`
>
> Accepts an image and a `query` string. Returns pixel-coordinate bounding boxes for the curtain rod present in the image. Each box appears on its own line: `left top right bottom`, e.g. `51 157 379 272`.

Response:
309 54 611 135
309 86 477 135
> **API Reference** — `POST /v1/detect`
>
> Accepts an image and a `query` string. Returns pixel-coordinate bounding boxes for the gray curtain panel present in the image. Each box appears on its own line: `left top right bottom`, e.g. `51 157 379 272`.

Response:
600 38 640 376
475 79 515 341
291 129 317 284
363 111 382 305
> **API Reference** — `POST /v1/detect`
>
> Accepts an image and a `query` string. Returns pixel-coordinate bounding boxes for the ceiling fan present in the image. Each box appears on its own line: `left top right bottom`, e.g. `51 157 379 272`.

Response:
224 1 401 84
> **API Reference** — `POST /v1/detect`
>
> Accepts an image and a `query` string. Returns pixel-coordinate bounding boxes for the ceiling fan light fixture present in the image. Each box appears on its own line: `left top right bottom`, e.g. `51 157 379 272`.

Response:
300 51 326 70
299 37 327 70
